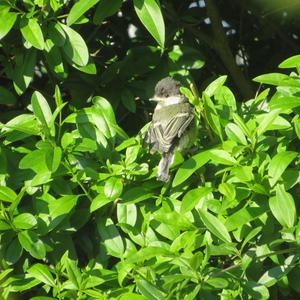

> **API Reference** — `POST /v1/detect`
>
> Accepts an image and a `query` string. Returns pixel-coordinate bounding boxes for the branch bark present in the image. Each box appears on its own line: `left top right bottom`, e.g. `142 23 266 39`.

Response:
204 0 254 99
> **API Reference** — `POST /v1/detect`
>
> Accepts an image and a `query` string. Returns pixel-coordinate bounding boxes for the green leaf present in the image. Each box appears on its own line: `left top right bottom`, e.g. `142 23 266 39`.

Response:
4 238 23 265
133 0 165 48
67 0 100 26
31 91 52 136
153 210 194 230
205 75 227 97
0 12 17 39
121 89 136 113
173 150 210 187
256 109 281 136
0 86 17 104
62 255 82 289
93 96 117 138
253 73 300 87
49 195 79 219
232 113 252 138
181 187 212 213
258 255 297 287
18 230 46 259
117 203 137 227
0 186 17 202
27 264 55 287
20 17 44 50
13 213 37 229
93 0 123 24
97 218 124 257
268 151 297 186
225 203 268 231
198 209 232 243
209 149 237 165
90 192 112 213
136 278 166 300
0 268 13 282
269 184 296 228
104 177 123 200
122 187 154 204
60 23 89 66
225 123 247 145
279 54 300 69
47 22 66 46
243 281 270 300
13 49 37 95
269 96 300 111
203 93 223 140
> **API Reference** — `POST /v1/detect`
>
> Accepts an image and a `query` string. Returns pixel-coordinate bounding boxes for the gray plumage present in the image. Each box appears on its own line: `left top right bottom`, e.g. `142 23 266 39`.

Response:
145 77 195 182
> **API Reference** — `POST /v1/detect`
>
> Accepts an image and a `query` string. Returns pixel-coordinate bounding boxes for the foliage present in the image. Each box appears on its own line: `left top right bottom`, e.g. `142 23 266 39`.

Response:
0 0 300 299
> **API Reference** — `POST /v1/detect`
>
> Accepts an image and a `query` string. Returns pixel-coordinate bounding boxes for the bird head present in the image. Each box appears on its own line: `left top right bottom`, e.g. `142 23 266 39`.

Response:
150 77 182 103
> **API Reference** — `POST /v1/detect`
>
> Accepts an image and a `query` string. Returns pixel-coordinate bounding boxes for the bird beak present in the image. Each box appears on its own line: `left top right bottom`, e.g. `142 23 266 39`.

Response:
149 96 165 102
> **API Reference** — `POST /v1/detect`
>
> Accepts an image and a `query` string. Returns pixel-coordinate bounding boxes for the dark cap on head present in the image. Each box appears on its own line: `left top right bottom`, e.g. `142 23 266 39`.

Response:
154 77 181 98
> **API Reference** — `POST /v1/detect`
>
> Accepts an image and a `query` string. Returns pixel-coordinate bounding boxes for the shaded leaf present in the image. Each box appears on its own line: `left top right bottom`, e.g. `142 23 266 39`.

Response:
133 0 165 48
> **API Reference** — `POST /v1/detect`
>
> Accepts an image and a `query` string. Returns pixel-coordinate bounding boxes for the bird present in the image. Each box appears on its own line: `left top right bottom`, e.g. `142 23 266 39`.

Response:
145 77 196 182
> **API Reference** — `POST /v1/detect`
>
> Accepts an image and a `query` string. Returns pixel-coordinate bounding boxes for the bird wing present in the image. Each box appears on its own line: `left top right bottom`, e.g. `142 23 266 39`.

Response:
147 111 194 153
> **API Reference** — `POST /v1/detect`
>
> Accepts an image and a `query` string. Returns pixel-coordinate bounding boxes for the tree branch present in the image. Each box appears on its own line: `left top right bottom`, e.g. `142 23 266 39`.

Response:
204 0 253 99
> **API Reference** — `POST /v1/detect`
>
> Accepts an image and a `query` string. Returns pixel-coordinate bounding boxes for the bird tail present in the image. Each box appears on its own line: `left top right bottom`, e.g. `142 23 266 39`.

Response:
157 151 174 182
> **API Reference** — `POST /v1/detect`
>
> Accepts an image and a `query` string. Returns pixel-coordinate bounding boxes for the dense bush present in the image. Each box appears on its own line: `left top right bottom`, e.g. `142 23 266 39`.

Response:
0 0 300 299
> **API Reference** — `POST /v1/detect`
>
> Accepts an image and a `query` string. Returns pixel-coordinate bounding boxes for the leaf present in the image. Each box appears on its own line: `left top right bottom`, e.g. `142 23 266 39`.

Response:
232 113 252 138
256 109 281 136
117 203 137 227
172 150 210 187
268 151 297 186
0 86 17 104
13 213 37 229
47 21 66 46
67 0 100 26
31 91 53 136
209 149 237 165
269 96 300 111
133 0 165 48
225 203 268 231
205 75 227 97
93 96 117 138
63 255 82 289
253 73 300 87
97 218 124 257
4 238 23 265
45 146 62 172
60 23 89 66
198 209 232 243
18 230 46 259
0 268 13 282
243 281 270 300
27 264 55 287
122 187 154 204
258 255 298 287
225 123 247 145
136 278 166 300
49 195 79 219
93 0 123 24
269 184 296 228
203 93 223 140
104 177 123 200
0 186 17 202
90 193 112 213
0 12 17 39
13 49 37 95
121 89 136 113
279 54 300 69
181 187 212 213
20 17 44 50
